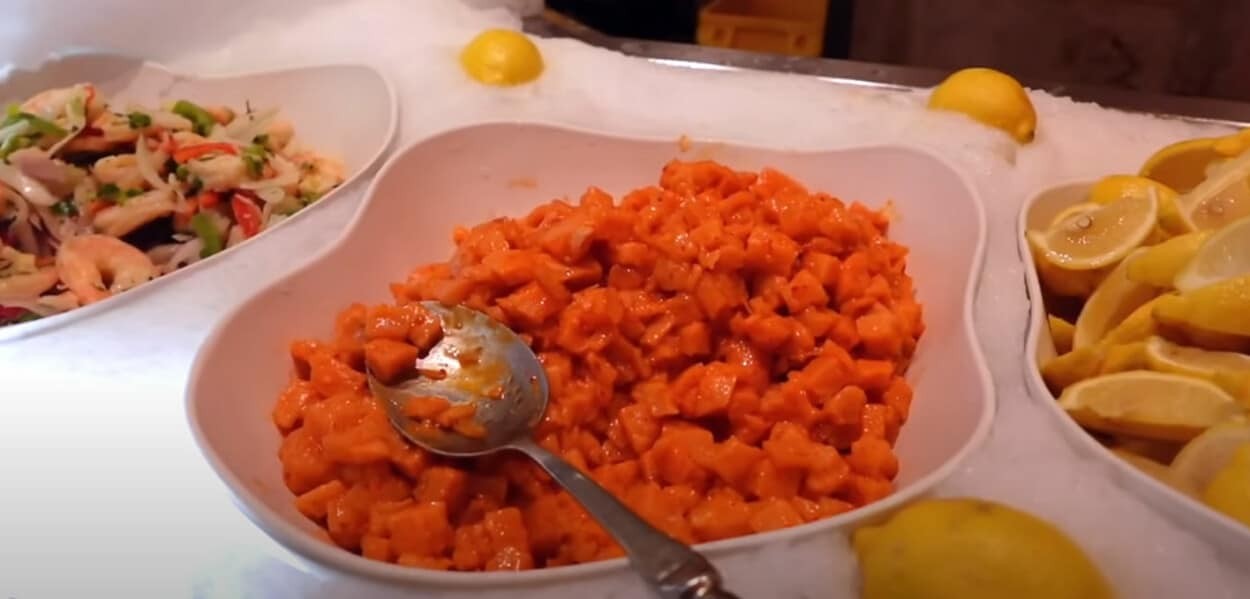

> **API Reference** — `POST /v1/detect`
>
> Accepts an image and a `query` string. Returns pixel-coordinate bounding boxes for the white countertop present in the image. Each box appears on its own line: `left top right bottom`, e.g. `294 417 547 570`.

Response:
2 1 1249 597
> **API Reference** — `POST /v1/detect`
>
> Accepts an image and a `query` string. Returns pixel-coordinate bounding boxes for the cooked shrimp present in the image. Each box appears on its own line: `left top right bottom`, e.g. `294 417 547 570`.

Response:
261 119 294 151
186 154 247 191
92 188 176 237
92 155 149 191
62 112 139 153
0 267 60 300
0 246 59 300
206 105 236 125
55 235 156 304
292 153 345 199
20 84 93 120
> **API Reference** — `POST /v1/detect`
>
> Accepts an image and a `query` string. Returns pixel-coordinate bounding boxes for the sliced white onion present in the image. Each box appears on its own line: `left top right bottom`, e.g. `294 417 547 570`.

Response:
0 163 58 206
163 238 205 273
149 110 194 131
225 224 246 249
256 186 285 205
264 213 289 231
133 134 169 190
224 106 279 142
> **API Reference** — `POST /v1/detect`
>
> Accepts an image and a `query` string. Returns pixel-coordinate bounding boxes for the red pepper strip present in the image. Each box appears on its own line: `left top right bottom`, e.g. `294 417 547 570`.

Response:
173 142 238 164
0 306 28 322
195 191 221 210
231 193 263 238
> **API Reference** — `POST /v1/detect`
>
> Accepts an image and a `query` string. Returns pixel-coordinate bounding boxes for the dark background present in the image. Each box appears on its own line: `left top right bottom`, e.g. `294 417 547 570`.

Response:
546 0 854 58
545 0 1250 102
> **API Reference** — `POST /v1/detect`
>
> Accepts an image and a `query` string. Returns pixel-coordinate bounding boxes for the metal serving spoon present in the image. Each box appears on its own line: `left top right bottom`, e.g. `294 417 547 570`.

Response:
366 301 740 599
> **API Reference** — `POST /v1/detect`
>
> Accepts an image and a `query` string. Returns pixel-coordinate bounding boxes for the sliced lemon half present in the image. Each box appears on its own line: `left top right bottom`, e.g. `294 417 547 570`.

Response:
1035 192 1158 271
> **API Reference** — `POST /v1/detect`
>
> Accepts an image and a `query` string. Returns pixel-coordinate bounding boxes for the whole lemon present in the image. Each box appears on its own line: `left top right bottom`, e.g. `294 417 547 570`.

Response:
928 67 1037 143
460 29 544 86
853 498 1114 599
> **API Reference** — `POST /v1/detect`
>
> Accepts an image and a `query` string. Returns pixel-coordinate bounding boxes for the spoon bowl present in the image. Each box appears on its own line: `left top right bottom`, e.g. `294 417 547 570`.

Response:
366 301 739 599
366 301 549 456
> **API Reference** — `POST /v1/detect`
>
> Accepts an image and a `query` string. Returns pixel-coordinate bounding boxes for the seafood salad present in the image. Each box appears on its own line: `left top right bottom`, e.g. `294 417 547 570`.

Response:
0 83 345 326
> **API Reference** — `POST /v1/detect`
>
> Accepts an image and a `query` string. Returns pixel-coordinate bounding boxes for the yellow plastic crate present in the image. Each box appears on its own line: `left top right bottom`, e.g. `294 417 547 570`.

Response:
697 0 829 58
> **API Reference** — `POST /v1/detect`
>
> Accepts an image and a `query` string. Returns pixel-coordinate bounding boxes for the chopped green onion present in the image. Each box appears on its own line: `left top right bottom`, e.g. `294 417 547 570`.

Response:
252 133 269 146
174 164 190 181
15 311 41 323
190 213 223 258
98 183 121 202
0 135 33 160
300 190 325 204
0 112 67 137
4 104 19 119
186 176 203 197
127 111 152 129
51 199 79 217
171 100 216 136
124 188 144 198
242 143 267 178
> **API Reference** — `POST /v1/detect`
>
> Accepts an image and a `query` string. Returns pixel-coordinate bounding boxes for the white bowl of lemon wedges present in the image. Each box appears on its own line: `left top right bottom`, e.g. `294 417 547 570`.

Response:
1020 128 1250 556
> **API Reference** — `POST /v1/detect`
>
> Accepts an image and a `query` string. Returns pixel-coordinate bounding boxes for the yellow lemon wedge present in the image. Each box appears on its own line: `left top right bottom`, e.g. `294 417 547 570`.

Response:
1170 423 1250 497
1176 148 1250 231
1100 295 1166 346
1041 345 1105 393
928 68 1037 143
1153 275 1250 337
1202 443 1250 527
1098 341 1150 374
1058 371 1244 442
1088 175 1189 235
1144 335 1250 387
1125 231 1211 288
853 499 1113 599
1174 214 1250 292
1035 192 1158 271
1048 315 1076 354
1073 250 1159 349
1111 448 1198 497
460 29 545 86
1027 231 1109 298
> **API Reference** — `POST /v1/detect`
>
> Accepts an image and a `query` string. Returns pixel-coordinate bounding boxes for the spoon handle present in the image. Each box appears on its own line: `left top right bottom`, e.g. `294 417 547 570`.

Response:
511 439 740 599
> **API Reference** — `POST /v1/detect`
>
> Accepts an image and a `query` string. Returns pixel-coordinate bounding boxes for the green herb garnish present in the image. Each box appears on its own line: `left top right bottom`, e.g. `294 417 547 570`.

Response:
174 164 190 181
190 212 223 258
252 133 269 146
51 199 79 217
186 176 203 197
124 188 144 198
98 183 121 202
241 143 267 178
127 112 152 129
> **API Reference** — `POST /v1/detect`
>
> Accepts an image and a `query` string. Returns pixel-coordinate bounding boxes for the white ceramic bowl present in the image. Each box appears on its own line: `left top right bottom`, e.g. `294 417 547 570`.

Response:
1020 180 1250 557
0 52 397 342
188 123 995 591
